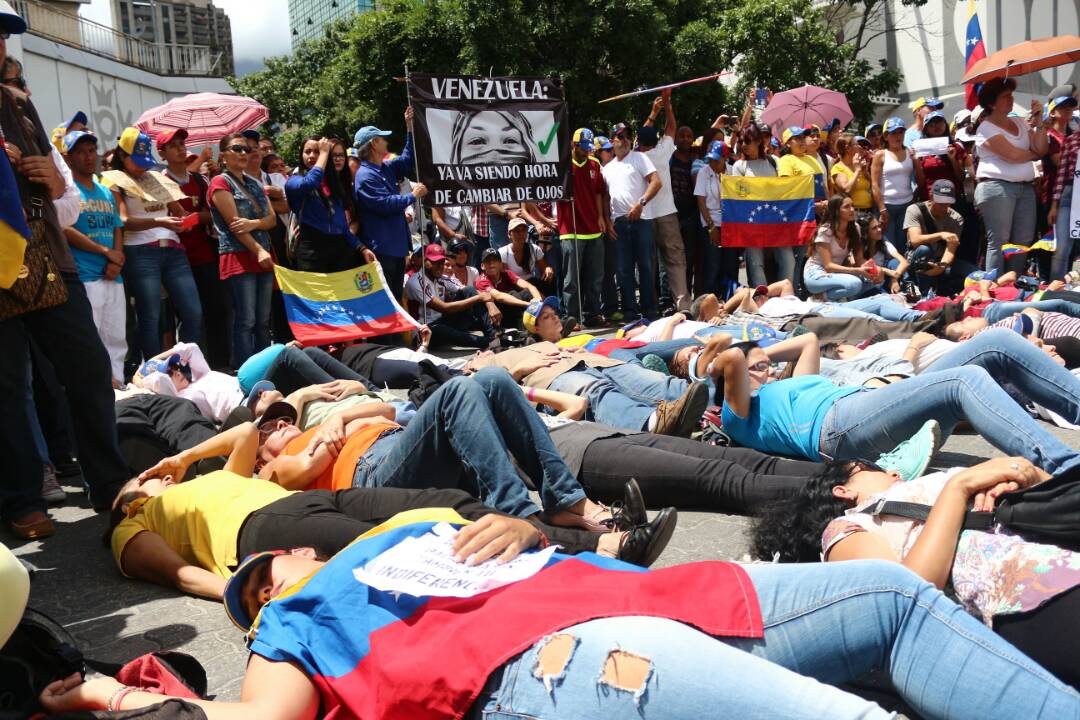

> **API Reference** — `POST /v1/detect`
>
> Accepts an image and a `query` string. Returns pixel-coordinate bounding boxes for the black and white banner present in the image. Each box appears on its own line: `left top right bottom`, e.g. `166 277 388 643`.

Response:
407 73 572 207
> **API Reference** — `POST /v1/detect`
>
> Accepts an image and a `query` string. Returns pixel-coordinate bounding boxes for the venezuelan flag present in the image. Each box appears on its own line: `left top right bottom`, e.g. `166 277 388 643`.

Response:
720 175 816 248
274 262 419 345
965 0 987 110
0 145 31 289
1002 231 1057 258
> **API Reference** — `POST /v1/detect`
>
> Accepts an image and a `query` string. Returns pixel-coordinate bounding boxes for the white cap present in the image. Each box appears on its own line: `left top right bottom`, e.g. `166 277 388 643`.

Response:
0 1 26 35
952 109 971 128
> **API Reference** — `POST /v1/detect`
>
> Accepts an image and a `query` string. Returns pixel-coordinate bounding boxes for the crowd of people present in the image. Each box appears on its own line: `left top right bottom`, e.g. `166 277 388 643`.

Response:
2 0 1080 715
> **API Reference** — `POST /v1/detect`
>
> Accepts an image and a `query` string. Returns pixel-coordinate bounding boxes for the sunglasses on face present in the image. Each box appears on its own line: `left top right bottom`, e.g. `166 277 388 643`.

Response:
849 459 885 475
258 418 292 439
227 145 252 154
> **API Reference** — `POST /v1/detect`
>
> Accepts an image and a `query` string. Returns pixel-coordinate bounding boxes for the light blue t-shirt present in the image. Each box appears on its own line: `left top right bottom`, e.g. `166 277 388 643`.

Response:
71 179 123 283
903 127 923 149
721 375 862 460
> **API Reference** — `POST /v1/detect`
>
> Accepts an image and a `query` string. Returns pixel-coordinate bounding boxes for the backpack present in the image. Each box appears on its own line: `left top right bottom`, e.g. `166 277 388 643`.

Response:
867 464 1080 551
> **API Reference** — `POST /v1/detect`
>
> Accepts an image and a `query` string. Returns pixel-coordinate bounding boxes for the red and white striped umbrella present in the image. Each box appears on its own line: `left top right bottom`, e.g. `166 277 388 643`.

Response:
135 92 269 147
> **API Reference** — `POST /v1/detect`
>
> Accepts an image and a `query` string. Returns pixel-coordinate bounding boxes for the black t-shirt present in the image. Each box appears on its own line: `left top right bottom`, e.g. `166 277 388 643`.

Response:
669 154 697 216
335 343 395 379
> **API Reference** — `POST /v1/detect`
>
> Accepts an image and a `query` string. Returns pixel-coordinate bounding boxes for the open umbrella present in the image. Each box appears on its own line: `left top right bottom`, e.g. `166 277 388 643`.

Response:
760 85 853 136
135 92 268 147
963 35 1080 85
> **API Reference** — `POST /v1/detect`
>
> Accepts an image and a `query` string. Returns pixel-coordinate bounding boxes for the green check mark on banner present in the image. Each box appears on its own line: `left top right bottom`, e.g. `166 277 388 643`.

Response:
537 121 560 155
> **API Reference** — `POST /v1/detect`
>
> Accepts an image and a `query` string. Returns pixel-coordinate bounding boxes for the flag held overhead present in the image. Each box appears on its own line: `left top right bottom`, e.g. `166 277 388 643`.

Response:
720 175 817 248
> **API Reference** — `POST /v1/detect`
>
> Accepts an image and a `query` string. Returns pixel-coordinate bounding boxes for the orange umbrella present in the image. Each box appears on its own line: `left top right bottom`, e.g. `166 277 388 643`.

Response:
963 35 1080 84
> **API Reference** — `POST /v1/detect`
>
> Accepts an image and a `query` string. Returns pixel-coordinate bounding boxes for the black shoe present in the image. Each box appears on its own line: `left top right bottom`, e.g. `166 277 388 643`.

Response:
617 507 677 568
53 458 83 480
609 478 647 531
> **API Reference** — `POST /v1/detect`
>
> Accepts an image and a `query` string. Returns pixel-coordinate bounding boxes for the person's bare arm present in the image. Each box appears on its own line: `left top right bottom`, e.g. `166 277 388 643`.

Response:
870 150 886 218
763 332 820 376
112 189 185 233
718 346 752 417
694 333 733 378
982 134 1039 163
119 531 228 599
526 386 588 420
427 289 492 314
816 242 869 278
212 189 273 269
514 277 543 302
658 313 687 341
431 207 464 241
63 226 125 266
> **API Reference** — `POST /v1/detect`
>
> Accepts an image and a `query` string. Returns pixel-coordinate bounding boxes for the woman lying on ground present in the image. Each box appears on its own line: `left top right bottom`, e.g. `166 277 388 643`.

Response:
45 513 1080 718
751 456 1080 689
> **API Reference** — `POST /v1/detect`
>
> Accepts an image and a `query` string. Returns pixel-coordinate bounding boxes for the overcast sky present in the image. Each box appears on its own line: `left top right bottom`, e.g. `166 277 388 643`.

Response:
80 0 293 76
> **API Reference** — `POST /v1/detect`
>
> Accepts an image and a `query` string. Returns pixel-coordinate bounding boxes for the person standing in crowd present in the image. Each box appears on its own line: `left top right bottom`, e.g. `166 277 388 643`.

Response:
405 244 498 349
207 133 277 368
872 117 922 254
973 78 1048 274
864 122 883 152
777 125 828 209
803 195 875 300
354 107 425 300
593 136 621 321
1050 104 1080 281
286 135 373 273
158 130 229 370
61 130 126 386
693 139 728 295
733 122 791 286
669 124 704 295
1039 94 1076 278
640 91 690 313
603 122 662 320
431 204 470 245
469 204 492 266
557 128 607 324
831 133 874 223
0 4 130 537
107 127 204 361
499 216 555 297
904 97 943 148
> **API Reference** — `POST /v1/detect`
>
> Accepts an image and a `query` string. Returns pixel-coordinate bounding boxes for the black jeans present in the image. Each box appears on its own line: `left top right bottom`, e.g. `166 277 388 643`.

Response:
294 226 359 273
579 433 817 514
376 253 407 303
263 346 372 395
994 584 1080 690
0 274 128 517
190 262 232 370
429 287 497 349
236 486 599 561
115 394 221 478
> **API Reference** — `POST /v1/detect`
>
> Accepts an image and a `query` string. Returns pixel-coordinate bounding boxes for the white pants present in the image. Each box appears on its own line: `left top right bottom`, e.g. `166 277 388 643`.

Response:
83 279 127 383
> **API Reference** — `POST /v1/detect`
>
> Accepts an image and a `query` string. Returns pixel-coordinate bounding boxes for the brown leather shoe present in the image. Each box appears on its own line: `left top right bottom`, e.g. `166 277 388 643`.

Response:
653 382 709 437
9 511 54 540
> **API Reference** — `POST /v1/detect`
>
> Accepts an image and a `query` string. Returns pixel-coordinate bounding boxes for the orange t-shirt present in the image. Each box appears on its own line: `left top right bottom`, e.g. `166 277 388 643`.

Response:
284 420 399 491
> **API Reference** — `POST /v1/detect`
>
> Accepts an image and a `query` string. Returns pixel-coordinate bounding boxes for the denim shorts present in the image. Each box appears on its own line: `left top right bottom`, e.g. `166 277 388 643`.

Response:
351 428 405 488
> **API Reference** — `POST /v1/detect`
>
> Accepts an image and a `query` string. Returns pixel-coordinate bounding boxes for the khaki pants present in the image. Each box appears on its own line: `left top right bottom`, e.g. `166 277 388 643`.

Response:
652 213 689 311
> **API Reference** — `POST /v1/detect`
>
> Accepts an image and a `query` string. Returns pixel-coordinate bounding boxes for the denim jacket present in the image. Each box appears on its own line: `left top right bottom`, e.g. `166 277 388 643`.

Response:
210 172 271 255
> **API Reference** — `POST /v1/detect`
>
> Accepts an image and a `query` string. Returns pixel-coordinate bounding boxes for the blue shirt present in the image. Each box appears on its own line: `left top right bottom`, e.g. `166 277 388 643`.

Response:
903 127 923 149
284 166 361 249
71 179 123 283
721 375 862 460
353 133 416 258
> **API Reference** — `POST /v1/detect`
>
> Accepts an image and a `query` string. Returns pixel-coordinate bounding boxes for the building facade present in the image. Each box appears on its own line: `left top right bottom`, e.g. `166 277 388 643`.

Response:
111 0 234 76
288 0 374 48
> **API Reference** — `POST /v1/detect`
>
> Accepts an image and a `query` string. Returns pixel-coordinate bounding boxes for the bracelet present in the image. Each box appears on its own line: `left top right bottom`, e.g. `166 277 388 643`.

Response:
527 387 536 402
107 685 137 711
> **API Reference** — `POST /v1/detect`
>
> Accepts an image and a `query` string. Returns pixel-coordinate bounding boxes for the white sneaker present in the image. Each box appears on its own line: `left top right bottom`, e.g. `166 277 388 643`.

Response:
41 465 66 504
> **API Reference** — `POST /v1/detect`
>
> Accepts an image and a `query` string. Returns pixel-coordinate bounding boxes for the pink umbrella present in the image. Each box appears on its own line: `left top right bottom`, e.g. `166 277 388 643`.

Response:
135 92 269 147
761 85 853 136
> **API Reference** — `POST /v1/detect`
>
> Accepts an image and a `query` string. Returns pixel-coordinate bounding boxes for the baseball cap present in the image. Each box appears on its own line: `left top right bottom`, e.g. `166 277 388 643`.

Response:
255 400 298 429
883 117 906 133
156 128 188 150
924 98 944 110
823 118 842 132
930 179 956 204
637 126 658 147
854 135 870 148
63 111 88 132
705 140 726 161
118 127 157 169
610 122 631 139
507 217 527 232
522 296 560 335
572 127 595 149
1049 95 1078 114
0 2 27 35
802 123 822 137
353 125 392 148
224 551 287 632
241 129 261 142
952 109 972 129
781 126 805 144
244 379 276 412
864 122 882 135
925 111 946 124
593 135 613 151
423 243 447 262
62 130 97 153
480 247 501 263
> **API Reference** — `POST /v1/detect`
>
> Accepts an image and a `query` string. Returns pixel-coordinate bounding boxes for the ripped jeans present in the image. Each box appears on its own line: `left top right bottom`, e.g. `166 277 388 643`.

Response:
471 561 1080 719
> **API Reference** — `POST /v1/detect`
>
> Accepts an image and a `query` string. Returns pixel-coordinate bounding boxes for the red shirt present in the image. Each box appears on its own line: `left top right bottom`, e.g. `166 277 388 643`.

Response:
918 143 966 200
475 268 520 293
164 169 214 267
558 156 606 239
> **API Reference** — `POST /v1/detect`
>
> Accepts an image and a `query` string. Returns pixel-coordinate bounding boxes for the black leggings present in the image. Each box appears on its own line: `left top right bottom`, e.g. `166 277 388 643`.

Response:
236 486 600 561
578 433 817 514
993 584 1080 690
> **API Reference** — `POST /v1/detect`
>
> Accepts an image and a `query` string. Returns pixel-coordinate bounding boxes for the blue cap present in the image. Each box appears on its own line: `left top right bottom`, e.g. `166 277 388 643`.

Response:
1049 95 1078 114
781 126 805 144
118 127 157 170
62 129 97 153
637 126 658 147
244 379 276 412
925 111 946 123
854 135 870 146
924 98 944 109
241 129 261 142
823 118 842 131
865 122 882 135
353 125 393 148
64 111 88 131
705 140 726 161
593 135 613 151
0 4 27 35
224 551 286 632
770 136 780 148
884 117 906 133
522 296 560 335
572 127 594 148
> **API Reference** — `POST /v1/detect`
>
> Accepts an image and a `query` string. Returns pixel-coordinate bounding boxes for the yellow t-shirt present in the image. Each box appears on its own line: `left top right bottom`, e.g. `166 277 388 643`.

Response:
111 471 294 578
777 153 827 200
830 161 873 209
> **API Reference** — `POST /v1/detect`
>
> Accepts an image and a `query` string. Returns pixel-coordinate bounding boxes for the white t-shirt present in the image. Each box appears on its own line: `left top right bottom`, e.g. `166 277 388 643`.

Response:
119 175 179 247
138 343 244 423
870 240 899 267
601 151 657 219
635 318 712 343
731 158 777 177
437 206 467 239
853 337 957 374
445 264 479 287
975 120 1037 182
498 243 545 280
756 295 820 317
642 136 677 219
807 225 853 271
693 163 723 227
405 271 461 324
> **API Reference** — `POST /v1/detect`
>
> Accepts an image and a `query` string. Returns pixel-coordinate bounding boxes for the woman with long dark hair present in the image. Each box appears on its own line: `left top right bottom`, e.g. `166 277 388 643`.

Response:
285 134 372 273
733 122 793 286
802 194 875 300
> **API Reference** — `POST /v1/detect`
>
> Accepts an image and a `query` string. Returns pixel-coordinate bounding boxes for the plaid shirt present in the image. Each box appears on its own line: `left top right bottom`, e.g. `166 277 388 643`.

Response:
471 205 490 237
1053 131 1080 202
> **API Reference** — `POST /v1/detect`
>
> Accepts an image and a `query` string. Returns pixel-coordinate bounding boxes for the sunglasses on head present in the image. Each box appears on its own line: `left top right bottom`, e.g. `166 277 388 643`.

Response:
227 144 253 154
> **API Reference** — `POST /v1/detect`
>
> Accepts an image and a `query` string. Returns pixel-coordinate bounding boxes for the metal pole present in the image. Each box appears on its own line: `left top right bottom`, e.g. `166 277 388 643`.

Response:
569 197 584 323
403 64 425 248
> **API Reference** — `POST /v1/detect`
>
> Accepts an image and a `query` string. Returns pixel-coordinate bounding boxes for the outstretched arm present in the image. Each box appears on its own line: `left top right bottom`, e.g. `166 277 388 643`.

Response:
763 332 820 377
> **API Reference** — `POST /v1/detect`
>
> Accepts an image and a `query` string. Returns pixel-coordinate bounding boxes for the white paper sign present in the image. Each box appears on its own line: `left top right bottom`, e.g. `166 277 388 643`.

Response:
1071 169 1080 240
352 522 558 598
912 137 950 158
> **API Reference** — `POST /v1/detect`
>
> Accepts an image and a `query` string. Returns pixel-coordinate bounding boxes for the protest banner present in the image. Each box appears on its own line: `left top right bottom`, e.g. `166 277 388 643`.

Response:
406 73 572 207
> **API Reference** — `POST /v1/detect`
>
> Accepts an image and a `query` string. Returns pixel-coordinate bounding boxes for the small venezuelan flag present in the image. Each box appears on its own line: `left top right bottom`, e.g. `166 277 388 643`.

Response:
274 262 420 345
720 175 817 248
1002 231 1057 258
0 145 32 289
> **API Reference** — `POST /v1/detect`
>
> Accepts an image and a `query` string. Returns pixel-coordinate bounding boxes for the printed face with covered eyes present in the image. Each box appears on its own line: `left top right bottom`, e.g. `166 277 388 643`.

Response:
458 111 532 165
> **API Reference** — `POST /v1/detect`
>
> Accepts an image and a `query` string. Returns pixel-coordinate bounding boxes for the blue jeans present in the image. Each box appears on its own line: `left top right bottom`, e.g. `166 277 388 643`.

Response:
362 369 585 517
975 179 1037 274
746 246 797 287
803 262 875 300
548 365 687 431
609 338 699 365
817 295 925 322
122 244 203 360
982 298 1080 323
909 245 980 295
488 214 510 249
613 217 657 318
884 201 912 254
1053 185 1076 280
560 238 604 319
474 561 1080 719
224 270 273 367
821 364 1080 474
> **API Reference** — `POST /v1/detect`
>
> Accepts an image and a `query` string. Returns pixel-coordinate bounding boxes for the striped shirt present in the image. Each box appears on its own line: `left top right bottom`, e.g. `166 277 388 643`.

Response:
1052 131 1080 203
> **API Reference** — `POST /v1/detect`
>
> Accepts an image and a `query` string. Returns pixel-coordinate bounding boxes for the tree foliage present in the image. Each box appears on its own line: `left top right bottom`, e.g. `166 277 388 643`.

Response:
231 0 910 161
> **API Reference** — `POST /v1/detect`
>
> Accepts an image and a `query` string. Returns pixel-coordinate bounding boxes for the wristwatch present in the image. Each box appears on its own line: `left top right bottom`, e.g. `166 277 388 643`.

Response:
638 196 649 207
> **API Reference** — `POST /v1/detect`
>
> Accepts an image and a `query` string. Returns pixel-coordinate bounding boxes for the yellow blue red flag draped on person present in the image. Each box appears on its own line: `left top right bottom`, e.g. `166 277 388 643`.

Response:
720 175 816 248
0 144 31 289
273 262 420 345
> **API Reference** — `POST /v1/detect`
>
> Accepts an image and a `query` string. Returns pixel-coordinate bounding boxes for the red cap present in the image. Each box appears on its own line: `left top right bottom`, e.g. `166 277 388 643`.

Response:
423 244 447 262
156 128 189 150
